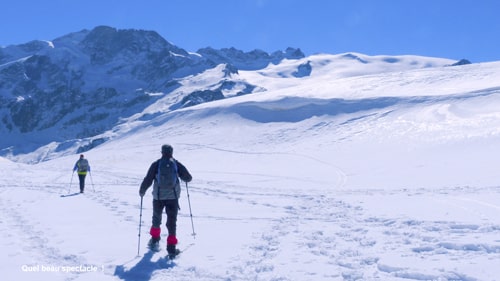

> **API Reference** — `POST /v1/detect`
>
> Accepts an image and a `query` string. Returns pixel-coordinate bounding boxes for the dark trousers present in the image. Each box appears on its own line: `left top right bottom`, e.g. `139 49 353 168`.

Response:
152 199 179 236
78 174 86 192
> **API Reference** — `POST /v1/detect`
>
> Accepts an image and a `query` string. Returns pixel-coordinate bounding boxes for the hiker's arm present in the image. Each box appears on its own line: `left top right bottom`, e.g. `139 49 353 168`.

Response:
176 161 192 183
139 161 158 195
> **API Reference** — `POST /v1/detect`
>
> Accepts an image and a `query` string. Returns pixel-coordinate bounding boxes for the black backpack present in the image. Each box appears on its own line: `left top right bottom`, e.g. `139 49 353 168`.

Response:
156 158 178 188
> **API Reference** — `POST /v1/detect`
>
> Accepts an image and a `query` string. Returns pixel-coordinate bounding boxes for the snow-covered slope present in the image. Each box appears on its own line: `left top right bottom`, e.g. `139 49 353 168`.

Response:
1 53 499 281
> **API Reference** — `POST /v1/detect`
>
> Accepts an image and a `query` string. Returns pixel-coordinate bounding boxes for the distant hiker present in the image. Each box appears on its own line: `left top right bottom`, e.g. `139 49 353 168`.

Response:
73 154 90 193
139 144 192 257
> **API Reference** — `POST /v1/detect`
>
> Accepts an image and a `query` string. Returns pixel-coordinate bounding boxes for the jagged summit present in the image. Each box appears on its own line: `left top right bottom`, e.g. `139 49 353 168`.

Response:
197 46 305 70
80 26 189 64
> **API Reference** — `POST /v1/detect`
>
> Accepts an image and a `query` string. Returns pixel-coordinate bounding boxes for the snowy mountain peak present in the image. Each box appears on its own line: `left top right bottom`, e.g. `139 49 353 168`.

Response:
0 26 310 160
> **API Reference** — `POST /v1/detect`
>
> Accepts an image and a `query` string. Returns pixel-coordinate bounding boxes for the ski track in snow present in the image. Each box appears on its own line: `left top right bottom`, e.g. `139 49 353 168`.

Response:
2 184 500 280
229 188 500 281
124 167 498 281
0 186 90 281
1 152 499 280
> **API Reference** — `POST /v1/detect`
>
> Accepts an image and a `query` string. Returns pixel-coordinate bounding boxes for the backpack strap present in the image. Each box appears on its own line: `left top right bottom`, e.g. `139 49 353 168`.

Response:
156 159 162 199
156 159 162 184
171 159 179 191
171 159 180 210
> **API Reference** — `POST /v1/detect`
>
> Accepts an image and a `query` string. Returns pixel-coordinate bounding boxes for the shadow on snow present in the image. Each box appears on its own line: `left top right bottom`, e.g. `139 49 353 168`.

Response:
60 192 81 198
114 251 175 281
221 88 500 123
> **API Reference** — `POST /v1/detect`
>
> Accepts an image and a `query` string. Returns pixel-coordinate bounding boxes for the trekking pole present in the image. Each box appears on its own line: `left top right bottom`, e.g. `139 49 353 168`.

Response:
89 171 96 192
185 182 196 239
137 196 144 256
68 171 74 194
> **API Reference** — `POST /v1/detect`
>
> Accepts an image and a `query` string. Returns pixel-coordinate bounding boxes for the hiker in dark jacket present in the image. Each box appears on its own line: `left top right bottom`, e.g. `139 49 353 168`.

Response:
73 154 90 193
139 144 192 257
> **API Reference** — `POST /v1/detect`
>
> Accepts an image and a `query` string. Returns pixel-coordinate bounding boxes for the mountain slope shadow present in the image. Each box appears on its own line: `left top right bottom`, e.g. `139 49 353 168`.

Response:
114 251 175 281
228 96 404 123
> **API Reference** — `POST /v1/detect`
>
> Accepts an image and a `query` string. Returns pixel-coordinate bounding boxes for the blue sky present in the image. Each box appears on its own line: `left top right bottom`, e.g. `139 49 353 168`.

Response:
2 0 499 62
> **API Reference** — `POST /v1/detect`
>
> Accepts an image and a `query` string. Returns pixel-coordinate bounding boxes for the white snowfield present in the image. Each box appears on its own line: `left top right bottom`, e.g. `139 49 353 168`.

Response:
1 53 499 281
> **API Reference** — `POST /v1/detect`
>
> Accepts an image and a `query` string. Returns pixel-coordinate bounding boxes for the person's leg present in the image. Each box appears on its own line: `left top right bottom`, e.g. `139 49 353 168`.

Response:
78 174 85 193
165 199 179 255
165 199 178 235
149 200 165 246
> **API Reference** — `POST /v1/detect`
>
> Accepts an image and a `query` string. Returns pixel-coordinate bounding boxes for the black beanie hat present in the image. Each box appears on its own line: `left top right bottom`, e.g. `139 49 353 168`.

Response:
161 144 173 155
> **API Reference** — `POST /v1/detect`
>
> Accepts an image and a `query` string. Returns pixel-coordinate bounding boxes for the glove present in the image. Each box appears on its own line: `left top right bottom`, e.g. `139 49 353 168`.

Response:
139 190 145 197
183 175 193 183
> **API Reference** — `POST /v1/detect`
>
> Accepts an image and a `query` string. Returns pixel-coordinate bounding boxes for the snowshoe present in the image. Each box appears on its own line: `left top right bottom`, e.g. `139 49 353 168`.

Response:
147 238 160 252
167 244 180 259
167 249 181 259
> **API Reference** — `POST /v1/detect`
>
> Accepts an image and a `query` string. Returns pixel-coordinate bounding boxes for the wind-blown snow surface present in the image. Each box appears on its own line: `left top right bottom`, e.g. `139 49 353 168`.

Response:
1 54 500 281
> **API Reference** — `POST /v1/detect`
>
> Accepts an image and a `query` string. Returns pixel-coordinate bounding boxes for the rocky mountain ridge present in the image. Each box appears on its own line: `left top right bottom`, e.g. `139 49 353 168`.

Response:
0 26 304 157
